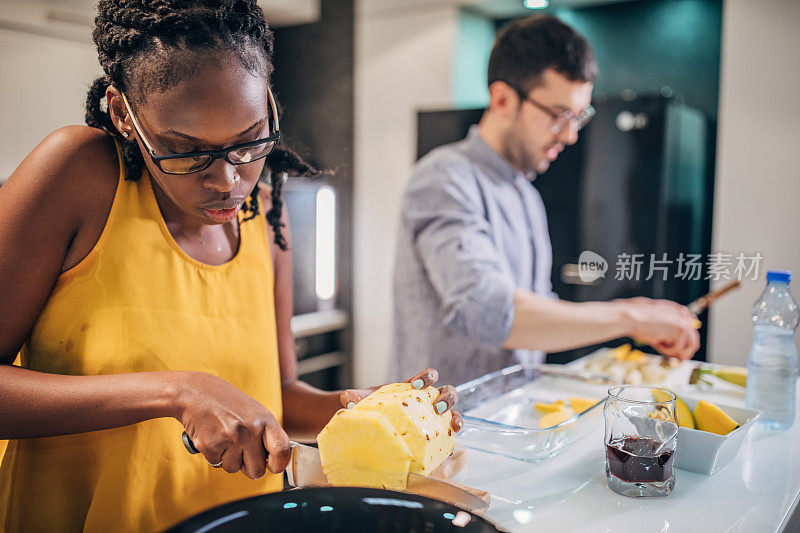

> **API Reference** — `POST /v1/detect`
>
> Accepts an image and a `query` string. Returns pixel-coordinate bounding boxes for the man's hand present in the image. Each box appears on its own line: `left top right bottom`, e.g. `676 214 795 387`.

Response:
620 298 700 361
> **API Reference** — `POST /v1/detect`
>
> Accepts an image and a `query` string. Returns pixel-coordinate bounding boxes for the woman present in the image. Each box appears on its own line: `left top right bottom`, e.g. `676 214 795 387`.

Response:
0 1 460 531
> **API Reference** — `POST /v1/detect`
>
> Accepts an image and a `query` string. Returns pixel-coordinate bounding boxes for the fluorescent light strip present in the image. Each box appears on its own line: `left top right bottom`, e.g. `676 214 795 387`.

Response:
315 186 336 301
524 0 549 9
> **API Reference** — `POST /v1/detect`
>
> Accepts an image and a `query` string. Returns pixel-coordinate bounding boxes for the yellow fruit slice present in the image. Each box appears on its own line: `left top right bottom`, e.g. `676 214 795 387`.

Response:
539 408 576 429
626 349 647 362
317 409 412 490
675 397 695 429
535 400 566 413
317 383 456 490
610 343 632 360
691 366 748 387
714 366 747 387
568 397 599 414
647 409 670 421
694 400 739 435
651 389 695 429
351 383 454 475
651 389 672 403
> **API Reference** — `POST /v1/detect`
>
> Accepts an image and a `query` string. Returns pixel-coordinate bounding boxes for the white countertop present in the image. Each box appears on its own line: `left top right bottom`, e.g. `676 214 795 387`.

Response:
452 361 800 533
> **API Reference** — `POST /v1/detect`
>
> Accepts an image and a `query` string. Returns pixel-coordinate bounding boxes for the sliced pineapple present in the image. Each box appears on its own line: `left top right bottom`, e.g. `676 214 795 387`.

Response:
535 400 566 413
352 383 454 475
609 343 632 360
317 409 412 490
625 349 647 362
539 408 576 429
640 363 668 383
568 397 599 414
647 409 671 421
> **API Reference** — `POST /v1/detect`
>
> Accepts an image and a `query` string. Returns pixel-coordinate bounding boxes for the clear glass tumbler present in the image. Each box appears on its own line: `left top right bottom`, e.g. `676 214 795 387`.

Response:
604 385 678 497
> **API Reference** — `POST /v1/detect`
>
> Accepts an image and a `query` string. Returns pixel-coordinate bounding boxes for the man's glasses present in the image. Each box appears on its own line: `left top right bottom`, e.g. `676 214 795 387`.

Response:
506 81 595 135
120 87 280 175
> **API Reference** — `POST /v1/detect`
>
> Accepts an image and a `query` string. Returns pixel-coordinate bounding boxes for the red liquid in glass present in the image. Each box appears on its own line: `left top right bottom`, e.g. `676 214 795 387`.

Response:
606 437 674 483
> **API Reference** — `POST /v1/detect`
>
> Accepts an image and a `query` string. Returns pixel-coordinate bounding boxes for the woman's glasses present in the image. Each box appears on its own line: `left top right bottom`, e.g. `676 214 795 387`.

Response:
120 87 281 175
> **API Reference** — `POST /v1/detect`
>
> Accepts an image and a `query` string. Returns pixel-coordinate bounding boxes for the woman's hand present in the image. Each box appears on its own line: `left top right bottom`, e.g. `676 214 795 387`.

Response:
338 368 463 433
174 371 290 479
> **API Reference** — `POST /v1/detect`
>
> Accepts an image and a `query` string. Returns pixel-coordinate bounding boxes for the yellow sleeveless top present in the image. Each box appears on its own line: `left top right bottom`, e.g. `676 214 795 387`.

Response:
0 143 283 532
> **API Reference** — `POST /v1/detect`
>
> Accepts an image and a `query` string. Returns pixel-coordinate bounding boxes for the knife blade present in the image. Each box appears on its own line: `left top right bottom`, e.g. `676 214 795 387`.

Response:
287 442 489 514
286 441 330 488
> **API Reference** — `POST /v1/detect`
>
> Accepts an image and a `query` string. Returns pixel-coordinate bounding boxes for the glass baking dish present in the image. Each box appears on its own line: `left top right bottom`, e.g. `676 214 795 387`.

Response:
455 365 607 462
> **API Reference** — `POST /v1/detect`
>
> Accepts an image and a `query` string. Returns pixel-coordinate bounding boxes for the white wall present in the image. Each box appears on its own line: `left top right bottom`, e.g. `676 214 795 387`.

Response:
353 1 459 386
0 6 100 179
0 0 318 181
708 0 800 365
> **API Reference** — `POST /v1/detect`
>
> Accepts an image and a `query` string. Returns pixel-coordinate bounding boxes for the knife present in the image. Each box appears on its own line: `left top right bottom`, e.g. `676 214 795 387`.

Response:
687 279 741 315
287 441 490 514
181 434 490 514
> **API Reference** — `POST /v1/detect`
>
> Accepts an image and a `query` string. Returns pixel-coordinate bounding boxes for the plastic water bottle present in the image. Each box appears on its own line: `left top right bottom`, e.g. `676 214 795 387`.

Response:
745 270 800 430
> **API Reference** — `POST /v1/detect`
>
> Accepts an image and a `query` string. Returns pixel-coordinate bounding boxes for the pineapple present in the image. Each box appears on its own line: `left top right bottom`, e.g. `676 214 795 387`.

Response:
351 383 454 475
317 383 455 490
535 400 566 413
569 397 600 414
317 410 412 490
539 408 576 429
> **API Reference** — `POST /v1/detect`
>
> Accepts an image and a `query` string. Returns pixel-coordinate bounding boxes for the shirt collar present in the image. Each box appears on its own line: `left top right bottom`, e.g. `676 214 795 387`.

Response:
464 125 538 183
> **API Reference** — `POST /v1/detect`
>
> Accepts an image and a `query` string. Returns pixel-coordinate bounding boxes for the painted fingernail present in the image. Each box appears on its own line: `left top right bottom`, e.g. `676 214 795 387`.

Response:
435 401 447 415
412 379 424 390
347 401 355 409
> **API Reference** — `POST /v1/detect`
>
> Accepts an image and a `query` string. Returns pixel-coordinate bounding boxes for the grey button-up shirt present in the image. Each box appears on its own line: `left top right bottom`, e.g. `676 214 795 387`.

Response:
392 126 556 386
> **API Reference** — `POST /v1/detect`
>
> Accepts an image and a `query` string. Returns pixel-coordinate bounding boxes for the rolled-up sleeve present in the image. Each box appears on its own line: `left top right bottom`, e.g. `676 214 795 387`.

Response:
402 158 515 348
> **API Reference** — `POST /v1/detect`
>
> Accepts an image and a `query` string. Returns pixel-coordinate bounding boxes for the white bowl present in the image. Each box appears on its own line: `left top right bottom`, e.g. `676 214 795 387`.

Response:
674 397 760 475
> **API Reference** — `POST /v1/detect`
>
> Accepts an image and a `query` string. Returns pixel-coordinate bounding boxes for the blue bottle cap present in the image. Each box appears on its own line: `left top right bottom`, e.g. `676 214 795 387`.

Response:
766 270 791 282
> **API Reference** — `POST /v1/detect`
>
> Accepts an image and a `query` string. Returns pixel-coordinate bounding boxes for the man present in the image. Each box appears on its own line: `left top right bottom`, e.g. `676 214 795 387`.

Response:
393 16 699 386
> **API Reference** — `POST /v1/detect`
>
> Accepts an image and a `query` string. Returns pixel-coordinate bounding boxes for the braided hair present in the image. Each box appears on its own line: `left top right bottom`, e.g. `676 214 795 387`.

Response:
85 0 319 250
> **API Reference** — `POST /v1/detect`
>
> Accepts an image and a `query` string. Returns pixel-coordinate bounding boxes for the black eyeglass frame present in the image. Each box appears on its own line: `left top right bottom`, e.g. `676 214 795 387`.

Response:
120 87 281 175
504 81 595 135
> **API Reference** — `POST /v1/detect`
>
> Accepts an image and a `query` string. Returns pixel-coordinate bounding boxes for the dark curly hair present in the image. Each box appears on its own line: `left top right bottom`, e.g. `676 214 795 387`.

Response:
488 15 597 93
85 0 320 250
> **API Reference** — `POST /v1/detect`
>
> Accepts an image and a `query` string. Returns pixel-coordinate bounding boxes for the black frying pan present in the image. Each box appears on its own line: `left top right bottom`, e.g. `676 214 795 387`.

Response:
165 486 504 532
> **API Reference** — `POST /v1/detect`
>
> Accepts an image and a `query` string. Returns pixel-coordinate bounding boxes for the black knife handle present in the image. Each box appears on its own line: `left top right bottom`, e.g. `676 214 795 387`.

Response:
182 431 199 454
181 431 274 461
